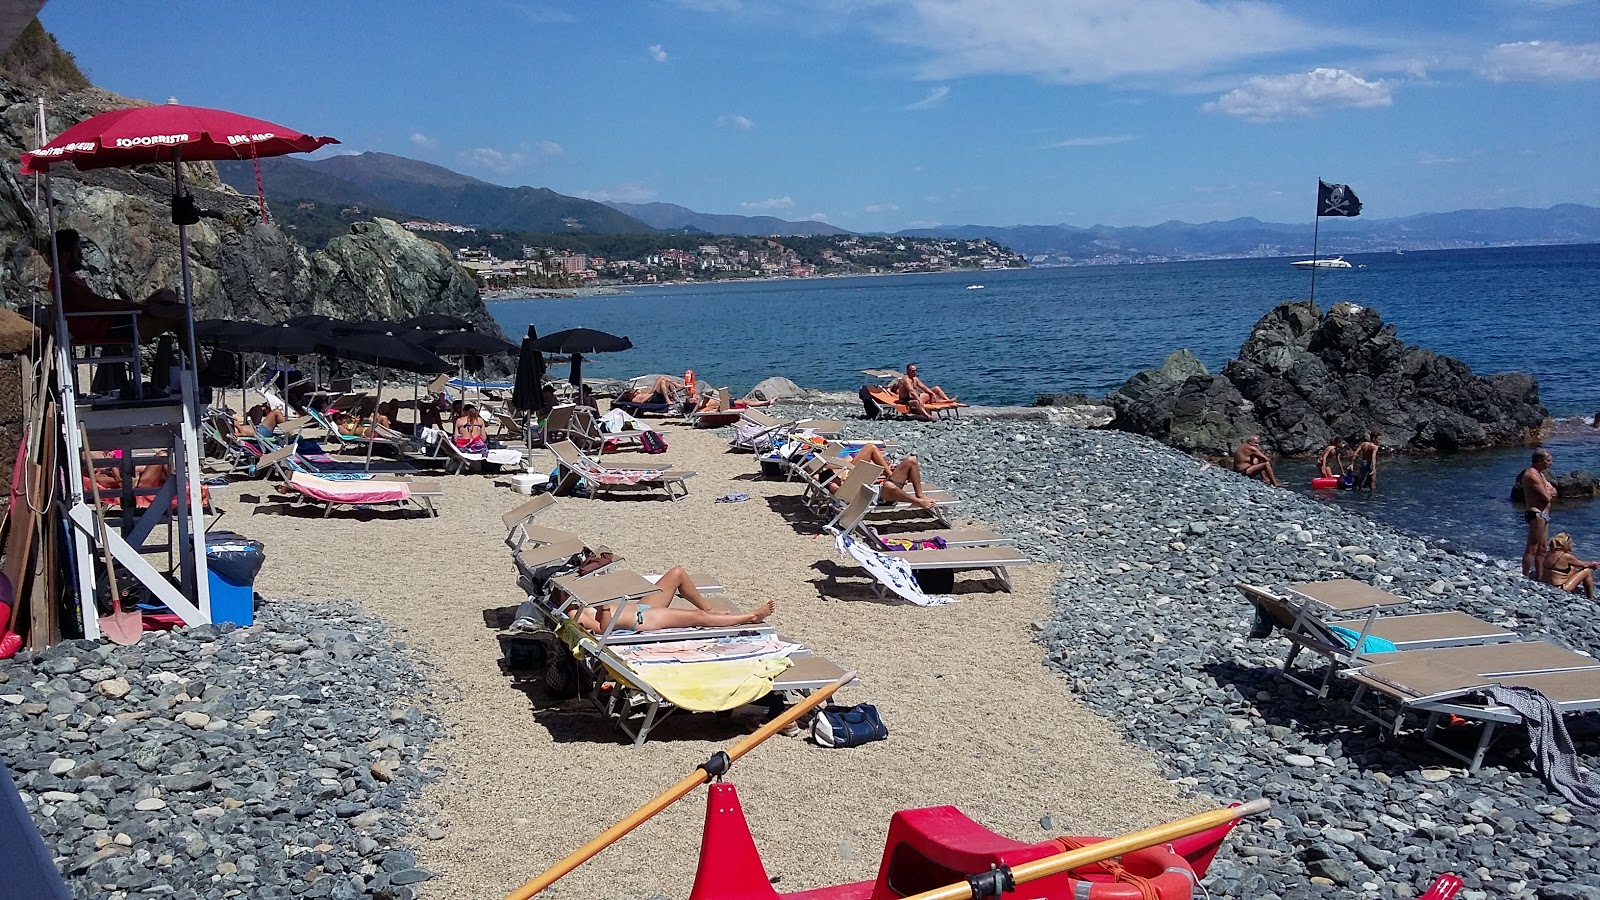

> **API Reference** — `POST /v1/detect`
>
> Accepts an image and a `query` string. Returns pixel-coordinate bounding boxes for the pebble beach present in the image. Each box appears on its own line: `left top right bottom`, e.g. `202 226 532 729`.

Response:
4 400 1600 899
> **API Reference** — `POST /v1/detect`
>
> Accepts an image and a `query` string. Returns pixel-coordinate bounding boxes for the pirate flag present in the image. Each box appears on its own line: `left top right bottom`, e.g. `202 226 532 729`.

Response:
1317 180 1362 217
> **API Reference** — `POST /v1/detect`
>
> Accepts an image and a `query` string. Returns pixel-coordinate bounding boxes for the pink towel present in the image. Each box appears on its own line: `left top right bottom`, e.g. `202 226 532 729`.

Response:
289 473 410 504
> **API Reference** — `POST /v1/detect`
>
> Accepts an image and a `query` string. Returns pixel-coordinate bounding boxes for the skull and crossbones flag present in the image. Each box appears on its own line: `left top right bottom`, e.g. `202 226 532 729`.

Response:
1317 180 1363 217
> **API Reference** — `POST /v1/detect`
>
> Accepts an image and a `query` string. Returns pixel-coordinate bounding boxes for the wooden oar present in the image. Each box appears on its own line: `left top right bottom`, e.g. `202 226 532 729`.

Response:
900 798 1273 900
78 423 141 646
504 670 856 900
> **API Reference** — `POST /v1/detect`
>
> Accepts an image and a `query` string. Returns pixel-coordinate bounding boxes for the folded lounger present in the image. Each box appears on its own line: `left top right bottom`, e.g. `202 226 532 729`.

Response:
1237 583 1515 697
285 472 442 517
1343 652 1600 770
549 440 695 501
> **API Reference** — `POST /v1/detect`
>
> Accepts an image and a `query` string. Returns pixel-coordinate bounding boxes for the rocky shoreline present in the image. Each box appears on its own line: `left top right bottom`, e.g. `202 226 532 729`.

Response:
781 404 1600 899
1 601 443 900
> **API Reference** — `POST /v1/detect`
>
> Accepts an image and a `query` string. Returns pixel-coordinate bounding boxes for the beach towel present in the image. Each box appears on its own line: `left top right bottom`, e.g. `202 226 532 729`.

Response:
584 466 666 486
833 531 955 607
615 634 799 664
288 472 411 504
1478 685 1600 810
635 656 794 713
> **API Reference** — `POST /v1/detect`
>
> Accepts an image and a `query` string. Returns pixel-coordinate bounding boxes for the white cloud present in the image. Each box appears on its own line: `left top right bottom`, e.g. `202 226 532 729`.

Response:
877 0 1336 85
409 132 438 151
741 196 794 210
863 202 900 214
1416 152 1462 166
1203 68 1391 121
534 140 564 158
577 183 659 203
806 212 829 221
905 219 942 229
1049 134 1136 148
649 44 669 63
460 147 529 173
717 114 756 130
1478 40 1600 82
905 85 950 110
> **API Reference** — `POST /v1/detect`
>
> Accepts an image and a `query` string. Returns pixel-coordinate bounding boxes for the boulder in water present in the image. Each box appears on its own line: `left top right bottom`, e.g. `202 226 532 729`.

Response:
1108 301 1549 456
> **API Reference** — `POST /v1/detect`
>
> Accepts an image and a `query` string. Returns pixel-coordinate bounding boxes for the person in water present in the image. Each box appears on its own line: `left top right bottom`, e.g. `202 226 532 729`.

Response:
1316 437 1347 480
1519 449 1557 580
1232 436 1282 487
1543 533 1597 599
1352 433 1381 491
568 566 775 633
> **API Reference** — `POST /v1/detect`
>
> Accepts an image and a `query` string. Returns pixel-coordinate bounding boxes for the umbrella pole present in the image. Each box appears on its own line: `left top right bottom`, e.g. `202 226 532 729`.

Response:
173 151 201 398
365 367 384 471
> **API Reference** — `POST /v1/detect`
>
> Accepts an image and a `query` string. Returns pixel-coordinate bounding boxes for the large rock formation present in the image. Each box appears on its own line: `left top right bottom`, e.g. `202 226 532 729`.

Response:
1108 301 1549 456
0 24 506 362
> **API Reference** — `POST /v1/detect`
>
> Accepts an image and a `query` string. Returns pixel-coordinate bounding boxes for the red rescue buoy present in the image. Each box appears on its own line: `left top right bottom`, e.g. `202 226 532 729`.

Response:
1053 836 1199 899
1311 477 1340 490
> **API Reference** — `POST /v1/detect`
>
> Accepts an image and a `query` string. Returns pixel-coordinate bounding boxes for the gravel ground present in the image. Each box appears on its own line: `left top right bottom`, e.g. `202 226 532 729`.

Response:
0 603 443 900
804 405 1600 900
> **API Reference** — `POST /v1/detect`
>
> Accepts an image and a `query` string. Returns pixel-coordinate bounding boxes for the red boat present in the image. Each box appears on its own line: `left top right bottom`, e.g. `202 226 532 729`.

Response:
688 782 1245 900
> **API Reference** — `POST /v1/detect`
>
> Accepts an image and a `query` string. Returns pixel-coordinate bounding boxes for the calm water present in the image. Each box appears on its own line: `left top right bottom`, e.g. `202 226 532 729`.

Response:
491 244 1600 561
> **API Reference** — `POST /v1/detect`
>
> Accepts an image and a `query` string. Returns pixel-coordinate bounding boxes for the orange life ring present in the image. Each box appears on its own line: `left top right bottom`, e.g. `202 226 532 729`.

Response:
1053 838 1197 900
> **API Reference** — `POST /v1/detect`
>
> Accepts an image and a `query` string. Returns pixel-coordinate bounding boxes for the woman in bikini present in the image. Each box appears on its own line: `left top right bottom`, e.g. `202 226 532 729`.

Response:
1544 533 1597 599
619 375 681 406
816 443 937 509
693 389 776 413
569 566 775 632
452 404 489 452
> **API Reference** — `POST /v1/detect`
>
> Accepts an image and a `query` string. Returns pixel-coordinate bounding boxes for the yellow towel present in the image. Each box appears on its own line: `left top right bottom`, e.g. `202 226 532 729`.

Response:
643 657 794 713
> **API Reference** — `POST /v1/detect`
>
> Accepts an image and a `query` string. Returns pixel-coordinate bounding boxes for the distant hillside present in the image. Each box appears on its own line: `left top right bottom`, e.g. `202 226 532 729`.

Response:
898 205 1600 263
219 152 651 234
604 200 851 237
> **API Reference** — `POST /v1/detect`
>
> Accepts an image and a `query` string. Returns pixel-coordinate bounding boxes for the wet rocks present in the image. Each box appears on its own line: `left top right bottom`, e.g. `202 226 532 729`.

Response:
1107 301 1549 456
0 601 442 899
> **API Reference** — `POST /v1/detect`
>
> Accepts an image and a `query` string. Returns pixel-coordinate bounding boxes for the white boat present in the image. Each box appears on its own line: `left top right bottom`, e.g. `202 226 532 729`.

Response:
965 284 984 290
1290 256 1352 269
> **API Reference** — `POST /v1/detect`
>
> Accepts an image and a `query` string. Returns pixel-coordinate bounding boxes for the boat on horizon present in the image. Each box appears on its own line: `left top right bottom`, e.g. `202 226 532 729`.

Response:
966 284 985 289
1290 256 1353 269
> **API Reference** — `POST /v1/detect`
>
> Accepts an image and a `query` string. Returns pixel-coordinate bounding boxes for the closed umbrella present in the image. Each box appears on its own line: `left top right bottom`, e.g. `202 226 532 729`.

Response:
534 328 633 388
512 325 544 414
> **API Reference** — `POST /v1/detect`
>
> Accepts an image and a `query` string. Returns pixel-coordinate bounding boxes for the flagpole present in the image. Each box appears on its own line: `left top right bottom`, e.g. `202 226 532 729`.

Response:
1309 178 1321 307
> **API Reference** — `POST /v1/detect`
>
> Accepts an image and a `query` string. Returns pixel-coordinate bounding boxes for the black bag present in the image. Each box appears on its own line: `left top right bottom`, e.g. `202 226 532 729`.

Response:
199 348 240 389
858 385 880 419
913 568 955 594
812 703 888 748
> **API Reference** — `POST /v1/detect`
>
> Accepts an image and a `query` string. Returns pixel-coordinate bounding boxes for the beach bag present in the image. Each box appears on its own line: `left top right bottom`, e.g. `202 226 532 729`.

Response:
912 569 955 594
639 430 668 454
812 703 888 748
576 549 617 576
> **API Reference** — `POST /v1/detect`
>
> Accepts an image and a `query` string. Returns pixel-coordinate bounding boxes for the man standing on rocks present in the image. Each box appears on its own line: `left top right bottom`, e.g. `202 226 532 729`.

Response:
1232 436 1282 487
1353 433 1381 492
1519 448 1557 580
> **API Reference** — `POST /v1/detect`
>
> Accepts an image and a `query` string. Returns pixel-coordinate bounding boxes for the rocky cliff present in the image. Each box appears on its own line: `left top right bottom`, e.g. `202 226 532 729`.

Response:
1108 301 1549 456
0 23 506 356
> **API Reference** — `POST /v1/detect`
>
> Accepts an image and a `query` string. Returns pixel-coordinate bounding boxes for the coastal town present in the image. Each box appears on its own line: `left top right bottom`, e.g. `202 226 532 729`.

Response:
396 219 1027 287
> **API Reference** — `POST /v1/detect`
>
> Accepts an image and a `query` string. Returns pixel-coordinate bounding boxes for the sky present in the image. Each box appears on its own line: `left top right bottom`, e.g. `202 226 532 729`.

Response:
37 0 1600 232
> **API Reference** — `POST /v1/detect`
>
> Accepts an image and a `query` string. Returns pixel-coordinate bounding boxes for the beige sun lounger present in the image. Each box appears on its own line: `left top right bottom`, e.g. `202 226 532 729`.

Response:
831 476 1012 549
1354 641 1599 676
1238 583 1516 697
550 570 769 644
814 460 958 527
741 407 845 437
549 440 695 501
690 387 743 428
1344 653 1600 770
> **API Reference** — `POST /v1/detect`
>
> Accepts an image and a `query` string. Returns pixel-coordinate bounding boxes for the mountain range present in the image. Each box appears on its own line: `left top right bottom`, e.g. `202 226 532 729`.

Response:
219 152 1600 258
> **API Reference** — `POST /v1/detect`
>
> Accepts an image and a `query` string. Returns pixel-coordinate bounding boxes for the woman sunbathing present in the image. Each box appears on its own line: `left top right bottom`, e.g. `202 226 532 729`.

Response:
570 566 775 632
233 404 287 439
619 375 681 406
1544 532 1598 599
694 389 776 413
817 443 937 510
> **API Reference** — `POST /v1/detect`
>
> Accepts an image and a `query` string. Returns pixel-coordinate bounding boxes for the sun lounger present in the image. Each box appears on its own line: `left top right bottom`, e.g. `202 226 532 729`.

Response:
1238 583 1515 697
811 459 959 527
549 440 695 501
828 516 1026 597
830 476 1013 548
862 384 966 420
1344 652 1600 770
435 432 524 474
690 387 743 428
741 407 845 437
284 472 441 517
547 570 771 645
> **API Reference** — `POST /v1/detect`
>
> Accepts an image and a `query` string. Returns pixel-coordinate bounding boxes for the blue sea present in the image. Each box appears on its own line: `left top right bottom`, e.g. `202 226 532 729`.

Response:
490 243 1600 562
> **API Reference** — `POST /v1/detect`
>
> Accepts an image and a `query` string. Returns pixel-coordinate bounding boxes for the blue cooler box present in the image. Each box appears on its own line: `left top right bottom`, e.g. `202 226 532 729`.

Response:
205 532 265 626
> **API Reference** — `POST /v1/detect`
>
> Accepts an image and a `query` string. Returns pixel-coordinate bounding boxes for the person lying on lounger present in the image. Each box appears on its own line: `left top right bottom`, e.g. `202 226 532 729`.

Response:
815 443 937 510
693 389 776 413
568 566 776 632
233 404 287 439
618 375 681 406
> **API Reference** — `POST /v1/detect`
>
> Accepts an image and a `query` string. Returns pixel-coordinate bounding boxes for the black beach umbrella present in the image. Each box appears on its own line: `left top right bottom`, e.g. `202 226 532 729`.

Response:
400 312 474 332
534 328 633 387
283 313 338 331
328 330 452 374
236 323 324 356
193 318 262 346
415 329 517 356
330 319 402 336
512 325 543 413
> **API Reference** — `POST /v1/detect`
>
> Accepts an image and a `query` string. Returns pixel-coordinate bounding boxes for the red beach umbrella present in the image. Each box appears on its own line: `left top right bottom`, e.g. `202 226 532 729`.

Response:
20 101 337 174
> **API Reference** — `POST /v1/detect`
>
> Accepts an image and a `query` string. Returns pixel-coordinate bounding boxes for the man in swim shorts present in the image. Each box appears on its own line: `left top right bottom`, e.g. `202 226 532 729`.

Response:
1352 433 1381 491
1317 436 1347 479
1520 448 1556 580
